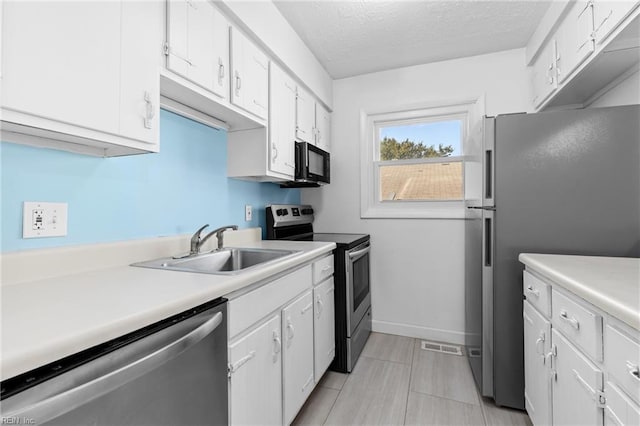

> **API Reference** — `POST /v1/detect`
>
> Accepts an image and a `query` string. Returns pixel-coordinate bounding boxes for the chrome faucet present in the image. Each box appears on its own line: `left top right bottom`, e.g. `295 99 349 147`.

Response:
190 224 238 255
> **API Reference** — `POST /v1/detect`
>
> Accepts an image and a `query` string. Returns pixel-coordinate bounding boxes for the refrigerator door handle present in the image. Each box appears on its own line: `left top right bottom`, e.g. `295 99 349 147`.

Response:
467 206 496 211
484 216 493 267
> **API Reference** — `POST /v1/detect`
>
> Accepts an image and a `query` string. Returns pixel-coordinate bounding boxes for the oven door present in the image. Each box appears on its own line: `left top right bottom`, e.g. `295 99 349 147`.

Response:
345 241 371 336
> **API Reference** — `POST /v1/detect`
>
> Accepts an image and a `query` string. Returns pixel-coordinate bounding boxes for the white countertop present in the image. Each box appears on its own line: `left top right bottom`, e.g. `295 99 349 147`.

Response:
1 240 335 381
519 253 640 330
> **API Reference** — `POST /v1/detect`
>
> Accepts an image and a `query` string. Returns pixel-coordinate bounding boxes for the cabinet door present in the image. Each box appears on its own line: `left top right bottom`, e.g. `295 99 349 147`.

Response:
593 1 640 46
2 1 121 134
166 0 228 99
244 39 269 119
605 381 640 426
314 278 336 381
523 301 552 426
269 63 296 178
551 329 604 426
556 1 595 84
531 39 558 108
230 27 268 119
315 103 332 153
282 290 315 425
229 314 282 426
295 87 315 143
119 0 162 145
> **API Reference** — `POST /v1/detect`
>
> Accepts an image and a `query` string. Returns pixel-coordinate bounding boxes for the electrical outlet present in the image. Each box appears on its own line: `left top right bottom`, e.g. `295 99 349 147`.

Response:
23 202 68 238
245 205 252 221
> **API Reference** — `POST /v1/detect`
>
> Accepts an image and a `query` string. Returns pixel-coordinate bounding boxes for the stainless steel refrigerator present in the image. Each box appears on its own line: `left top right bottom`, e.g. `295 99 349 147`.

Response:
464 105 640 410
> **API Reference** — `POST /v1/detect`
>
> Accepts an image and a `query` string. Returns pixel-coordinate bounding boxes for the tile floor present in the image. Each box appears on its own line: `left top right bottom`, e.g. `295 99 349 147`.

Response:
292 332 532 426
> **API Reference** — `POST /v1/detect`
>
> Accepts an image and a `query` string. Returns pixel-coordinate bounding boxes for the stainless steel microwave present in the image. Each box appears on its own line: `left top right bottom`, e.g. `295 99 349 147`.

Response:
281 142 330 187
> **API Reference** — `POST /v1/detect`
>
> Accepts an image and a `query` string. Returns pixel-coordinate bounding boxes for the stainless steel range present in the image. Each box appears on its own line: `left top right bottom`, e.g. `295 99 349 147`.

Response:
266 204 371 373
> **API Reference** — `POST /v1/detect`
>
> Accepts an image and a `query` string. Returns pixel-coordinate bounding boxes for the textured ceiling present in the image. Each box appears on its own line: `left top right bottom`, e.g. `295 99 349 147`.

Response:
273 0 552 79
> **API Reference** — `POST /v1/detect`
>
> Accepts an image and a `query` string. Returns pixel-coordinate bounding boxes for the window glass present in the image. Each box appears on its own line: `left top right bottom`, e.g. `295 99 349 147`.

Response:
377 119 463 201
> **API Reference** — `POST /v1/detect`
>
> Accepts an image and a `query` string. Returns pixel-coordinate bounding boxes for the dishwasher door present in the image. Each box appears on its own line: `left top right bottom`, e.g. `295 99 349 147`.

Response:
1 299 228 426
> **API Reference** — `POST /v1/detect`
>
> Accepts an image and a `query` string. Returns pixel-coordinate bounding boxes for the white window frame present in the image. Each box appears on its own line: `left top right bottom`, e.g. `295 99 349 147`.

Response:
360 100 476 219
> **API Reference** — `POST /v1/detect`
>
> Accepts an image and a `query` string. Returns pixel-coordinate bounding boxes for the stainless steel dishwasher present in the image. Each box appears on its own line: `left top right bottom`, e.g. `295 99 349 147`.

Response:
1 298 228 425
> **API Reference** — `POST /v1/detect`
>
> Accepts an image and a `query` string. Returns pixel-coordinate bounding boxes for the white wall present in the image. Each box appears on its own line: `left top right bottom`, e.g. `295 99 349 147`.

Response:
589 68 640 108
302 49 531 344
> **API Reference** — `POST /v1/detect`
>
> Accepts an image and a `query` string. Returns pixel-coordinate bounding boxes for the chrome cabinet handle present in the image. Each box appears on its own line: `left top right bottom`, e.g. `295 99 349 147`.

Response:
525 285 540 298
535 331 546 357
235 71 241 96
559 310 580 330
316 295 324 317
284 162 295 170
626 361 640 380
286 318 294 347
144 91 155 130
272 145 278 162
218 58 225 86
229 350 256 374
272 330 281 362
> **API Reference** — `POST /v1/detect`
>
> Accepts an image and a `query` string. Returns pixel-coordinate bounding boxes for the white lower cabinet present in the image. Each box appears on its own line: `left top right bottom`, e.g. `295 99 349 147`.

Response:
314 277 335 381
605 382 640 426
228 314 282 426
524 301 552 426
282 290 315 425
551 329 604 426
228 260 335 425
523 270 640 426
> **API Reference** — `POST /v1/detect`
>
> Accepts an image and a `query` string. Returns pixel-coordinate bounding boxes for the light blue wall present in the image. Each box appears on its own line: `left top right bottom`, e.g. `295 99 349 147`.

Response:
1 109 300 252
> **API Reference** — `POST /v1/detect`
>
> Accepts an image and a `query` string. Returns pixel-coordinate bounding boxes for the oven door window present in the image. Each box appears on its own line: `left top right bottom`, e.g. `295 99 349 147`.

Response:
351 252 370 312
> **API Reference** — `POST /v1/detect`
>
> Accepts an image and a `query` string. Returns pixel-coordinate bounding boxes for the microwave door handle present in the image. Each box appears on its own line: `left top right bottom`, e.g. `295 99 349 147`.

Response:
7 312 223 423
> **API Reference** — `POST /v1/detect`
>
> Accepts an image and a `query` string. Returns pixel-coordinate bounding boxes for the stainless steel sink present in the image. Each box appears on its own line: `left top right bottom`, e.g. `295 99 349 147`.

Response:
132 247 301 275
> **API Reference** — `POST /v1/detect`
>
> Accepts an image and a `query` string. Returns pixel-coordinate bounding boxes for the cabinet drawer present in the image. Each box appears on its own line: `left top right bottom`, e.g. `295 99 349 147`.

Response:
605 325 640 406
229 266 312 338
552 289 603 361
605 381 640 426
523 271 551 317
312 255 334 285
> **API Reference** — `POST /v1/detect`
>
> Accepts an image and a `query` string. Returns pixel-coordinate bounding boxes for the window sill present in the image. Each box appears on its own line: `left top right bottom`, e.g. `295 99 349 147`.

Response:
361 202 466 219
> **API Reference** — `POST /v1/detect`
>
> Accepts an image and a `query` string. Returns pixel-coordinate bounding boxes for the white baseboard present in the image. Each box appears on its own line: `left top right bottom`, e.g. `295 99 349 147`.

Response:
372 319 468 346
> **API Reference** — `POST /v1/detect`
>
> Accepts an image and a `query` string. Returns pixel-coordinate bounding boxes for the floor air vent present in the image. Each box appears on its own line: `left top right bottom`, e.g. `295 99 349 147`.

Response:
420 340 463 356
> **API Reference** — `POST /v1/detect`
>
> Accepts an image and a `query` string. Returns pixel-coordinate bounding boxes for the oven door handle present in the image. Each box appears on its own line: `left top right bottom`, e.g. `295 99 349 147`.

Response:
348 245 370 261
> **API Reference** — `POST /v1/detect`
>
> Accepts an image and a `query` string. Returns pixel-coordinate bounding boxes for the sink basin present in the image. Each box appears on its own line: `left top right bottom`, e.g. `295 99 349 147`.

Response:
132 247 301 275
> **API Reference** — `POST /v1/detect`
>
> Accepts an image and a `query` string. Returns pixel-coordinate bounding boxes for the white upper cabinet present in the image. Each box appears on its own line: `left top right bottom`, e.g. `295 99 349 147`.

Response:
269 63 297 178
120 1 163 144
165 0 229 99
1 1 162 156
531 39 558 108
230 27 269 120
592 1 640 46
2 1 120 135
295 86 316 143
315 103 332 153
556 1 595 84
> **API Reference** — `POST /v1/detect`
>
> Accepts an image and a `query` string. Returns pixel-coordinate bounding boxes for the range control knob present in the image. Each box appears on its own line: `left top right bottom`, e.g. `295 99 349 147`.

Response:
282 210 289 216
301 208 314 215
